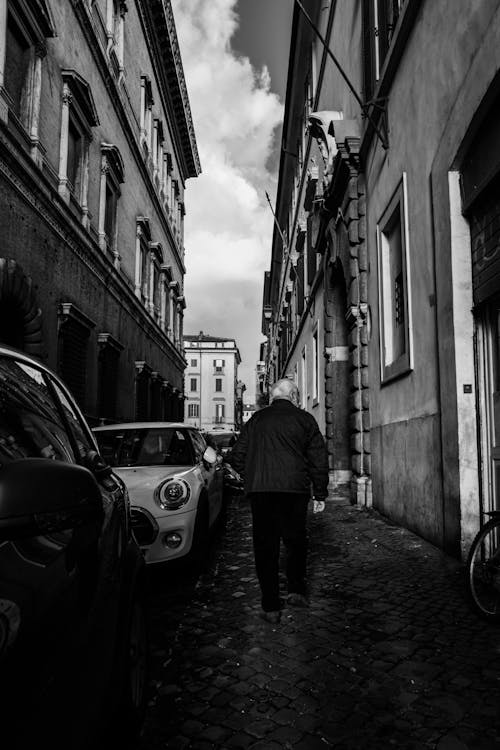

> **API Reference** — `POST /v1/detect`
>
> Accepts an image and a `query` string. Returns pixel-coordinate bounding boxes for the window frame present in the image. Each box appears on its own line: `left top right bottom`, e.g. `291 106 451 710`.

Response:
215 403 225 424
362 1 422 150
187 403 199 419
58 70 99 213
2 0 55 162
99 143 124 259
376 172 413 384
312 324 319 404
301 346 307 408
139 75 153 156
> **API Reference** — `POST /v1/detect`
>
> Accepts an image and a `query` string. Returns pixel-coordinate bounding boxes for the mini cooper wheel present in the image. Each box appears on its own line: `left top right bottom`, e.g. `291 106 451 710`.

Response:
109 594 149 746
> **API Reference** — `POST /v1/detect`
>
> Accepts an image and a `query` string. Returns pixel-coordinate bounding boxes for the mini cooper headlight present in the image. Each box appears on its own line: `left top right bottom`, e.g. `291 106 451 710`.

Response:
155 478 191 510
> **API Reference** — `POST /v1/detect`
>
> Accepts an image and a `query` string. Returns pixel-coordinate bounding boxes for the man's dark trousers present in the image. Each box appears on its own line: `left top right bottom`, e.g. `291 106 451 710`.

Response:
250 492 309 612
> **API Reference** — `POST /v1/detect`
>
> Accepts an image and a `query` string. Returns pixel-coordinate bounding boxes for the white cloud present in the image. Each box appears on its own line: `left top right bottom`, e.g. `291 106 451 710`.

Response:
171 0 283 399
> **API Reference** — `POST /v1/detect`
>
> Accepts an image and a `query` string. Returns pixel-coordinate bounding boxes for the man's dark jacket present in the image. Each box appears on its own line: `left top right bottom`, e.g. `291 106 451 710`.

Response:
228 399 329 498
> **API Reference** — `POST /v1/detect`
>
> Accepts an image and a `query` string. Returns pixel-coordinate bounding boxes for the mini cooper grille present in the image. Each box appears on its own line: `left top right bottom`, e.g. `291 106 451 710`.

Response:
131 507 159 546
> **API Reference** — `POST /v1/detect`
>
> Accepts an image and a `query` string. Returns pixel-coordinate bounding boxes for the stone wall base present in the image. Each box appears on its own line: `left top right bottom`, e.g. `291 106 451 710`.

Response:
328 470 351 490
351 475 372 507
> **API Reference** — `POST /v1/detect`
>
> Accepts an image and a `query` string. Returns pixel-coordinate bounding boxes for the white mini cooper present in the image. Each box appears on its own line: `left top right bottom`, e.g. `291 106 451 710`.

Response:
93 422 224 565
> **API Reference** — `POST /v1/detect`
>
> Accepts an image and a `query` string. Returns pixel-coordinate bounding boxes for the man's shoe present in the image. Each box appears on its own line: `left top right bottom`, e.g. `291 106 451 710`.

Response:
287 593 309 607
260 609 281 624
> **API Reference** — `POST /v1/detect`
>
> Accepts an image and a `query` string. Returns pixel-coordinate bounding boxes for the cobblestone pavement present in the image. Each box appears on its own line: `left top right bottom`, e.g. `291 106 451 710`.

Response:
140 492 500 750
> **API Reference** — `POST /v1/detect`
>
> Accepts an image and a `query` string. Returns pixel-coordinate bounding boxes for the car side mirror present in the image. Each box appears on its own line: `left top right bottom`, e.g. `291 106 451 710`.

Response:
202 446 218 467
85 450 113 480
0 458 103 542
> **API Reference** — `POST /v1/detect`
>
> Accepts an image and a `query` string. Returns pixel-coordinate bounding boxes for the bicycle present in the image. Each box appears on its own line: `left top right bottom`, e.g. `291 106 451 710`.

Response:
466 511 500 622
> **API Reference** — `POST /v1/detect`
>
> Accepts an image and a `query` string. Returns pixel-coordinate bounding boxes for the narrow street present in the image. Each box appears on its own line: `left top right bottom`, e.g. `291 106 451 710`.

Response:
140 493 500 750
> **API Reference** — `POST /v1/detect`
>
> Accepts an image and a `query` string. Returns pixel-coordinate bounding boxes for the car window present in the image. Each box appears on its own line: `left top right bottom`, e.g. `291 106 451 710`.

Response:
0 356 75 464
94 427 195 467
50 378 95 463
189 430 207 462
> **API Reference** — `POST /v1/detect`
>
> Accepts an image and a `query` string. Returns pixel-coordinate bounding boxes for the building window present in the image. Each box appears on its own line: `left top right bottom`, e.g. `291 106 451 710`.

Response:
135 362 151 421
377 173 412 383
140 75 153 155
362 0 416 103
215 403 225 424
312 328 319 403
190 378 197 392
214 358 225 373
106 0 127 72
215 378 222 392
5 12 30 120
97 332 123 423
190 359 197 367
188 403 199 418
67 118 82 193
306 217 318 288
134 216 151 304
99 144 124 264
153 118 164 186
57 303 96 414
2 1 55 163
148 243 164 323
58 70 99 219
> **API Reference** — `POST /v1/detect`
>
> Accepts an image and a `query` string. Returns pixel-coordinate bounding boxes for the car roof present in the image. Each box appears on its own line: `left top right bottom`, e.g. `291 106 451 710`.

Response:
93 422 195 432
0 344 49 369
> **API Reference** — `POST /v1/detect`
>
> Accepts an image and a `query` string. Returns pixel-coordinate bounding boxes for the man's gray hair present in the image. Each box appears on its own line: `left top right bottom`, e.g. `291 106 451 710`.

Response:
270 378 299 404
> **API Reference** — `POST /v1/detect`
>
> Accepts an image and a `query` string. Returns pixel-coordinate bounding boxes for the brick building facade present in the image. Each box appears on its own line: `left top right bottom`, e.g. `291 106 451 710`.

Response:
0 0 200 424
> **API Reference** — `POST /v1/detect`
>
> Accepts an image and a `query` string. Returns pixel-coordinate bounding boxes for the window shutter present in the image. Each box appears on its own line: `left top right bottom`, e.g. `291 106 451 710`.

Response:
297 254 305 316
362 0 375 102
58 319 90 410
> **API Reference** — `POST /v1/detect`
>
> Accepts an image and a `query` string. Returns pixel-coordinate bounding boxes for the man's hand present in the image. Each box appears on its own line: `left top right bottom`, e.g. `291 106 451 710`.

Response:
312 498 326 514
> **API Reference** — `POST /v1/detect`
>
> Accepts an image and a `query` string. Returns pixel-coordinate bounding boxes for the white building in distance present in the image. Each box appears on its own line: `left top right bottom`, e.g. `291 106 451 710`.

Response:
184 332 242 431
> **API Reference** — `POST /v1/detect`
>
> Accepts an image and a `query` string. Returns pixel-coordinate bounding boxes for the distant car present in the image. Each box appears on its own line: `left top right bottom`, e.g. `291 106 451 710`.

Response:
93 423 224 565
0 346 148 750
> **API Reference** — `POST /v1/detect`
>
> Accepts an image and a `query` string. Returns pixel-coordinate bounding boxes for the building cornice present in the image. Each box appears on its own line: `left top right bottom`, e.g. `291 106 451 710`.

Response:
138 0 201 179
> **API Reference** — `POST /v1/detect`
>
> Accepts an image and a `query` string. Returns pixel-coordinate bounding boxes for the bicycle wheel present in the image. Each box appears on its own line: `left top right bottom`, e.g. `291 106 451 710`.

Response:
467 517 500 622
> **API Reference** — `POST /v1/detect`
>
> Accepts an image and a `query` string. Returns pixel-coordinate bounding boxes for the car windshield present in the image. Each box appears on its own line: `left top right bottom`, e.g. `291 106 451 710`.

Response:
94 427 195 467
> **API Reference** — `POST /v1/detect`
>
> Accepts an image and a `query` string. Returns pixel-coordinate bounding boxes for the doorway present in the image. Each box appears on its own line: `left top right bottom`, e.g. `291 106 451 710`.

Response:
477 299 500 515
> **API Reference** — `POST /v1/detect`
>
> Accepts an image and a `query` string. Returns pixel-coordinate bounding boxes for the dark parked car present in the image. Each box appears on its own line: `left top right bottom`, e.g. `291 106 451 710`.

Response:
0 346 148 750
204 429 239 456
202 430 244 496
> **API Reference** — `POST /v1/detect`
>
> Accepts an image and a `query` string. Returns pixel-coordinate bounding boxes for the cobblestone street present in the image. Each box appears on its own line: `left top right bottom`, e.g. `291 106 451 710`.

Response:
140 493 500 749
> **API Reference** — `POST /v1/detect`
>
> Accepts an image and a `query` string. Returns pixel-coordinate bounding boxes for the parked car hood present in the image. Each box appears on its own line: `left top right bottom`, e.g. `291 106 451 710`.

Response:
112 465 193 493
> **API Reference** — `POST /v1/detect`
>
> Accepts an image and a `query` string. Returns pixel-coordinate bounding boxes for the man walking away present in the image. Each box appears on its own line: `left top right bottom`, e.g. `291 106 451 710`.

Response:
228 378 329 624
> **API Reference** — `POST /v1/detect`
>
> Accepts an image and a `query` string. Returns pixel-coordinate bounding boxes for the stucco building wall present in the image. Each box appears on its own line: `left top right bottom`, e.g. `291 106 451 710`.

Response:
184 335 241 433
365 0 500 554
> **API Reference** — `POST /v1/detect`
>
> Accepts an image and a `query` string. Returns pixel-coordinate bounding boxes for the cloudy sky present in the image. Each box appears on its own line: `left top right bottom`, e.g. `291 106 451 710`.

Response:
171 0 293 400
